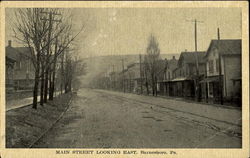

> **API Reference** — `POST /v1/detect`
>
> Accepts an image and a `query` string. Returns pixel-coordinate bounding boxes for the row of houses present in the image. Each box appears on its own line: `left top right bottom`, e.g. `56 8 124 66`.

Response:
105 39 242 106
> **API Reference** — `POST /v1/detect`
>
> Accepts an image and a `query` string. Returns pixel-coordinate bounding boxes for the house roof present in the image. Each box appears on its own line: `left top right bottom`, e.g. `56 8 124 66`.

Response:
6 56 16 63
178 51 206 66
6 46 34 61
205 39 241 57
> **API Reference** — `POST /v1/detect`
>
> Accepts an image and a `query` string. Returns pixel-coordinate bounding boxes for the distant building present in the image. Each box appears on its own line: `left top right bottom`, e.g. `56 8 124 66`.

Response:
5 40 35 90
202 39 242 105
155 59 168 94
123 63 142 93
159 56 178 96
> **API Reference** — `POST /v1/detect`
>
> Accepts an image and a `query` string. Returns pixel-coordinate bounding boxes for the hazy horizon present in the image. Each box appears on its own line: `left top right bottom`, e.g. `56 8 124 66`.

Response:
5 8 241 58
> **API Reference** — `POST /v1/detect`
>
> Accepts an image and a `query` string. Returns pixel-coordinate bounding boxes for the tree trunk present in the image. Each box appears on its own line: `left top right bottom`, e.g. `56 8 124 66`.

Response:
64 79 68 93
44 67 49 103
40 66 44 106
49 69 53 100
68 79 72 92
32 70 39 109
32 46 41 109
155 76 158 96
151 73 155 96
50 41 58 100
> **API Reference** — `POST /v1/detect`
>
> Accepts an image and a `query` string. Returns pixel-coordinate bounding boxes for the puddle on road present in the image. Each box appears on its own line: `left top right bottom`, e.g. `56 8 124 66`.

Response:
155 119 163 122
142 116 164 122
142 116 154 119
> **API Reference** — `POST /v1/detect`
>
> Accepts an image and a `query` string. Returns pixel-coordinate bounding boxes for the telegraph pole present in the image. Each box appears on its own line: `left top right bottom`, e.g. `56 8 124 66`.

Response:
187 19 203 101
112 64 115 90
40 10 62 104
217 28 224 105
121 59 125 93
139 54 143 94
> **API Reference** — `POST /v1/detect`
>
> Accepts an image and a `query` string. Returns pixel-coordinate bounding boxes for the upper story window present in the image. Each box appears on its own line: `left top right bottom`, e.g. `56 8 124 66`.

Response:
15 61 21 70
216 59 219 72
208 60 214 73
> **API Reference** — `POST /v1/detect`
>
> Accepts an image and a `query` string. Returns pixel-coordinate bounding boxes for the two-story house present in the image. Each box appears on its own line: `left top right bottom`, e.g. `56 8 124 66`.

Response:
5 40 35 90
202 39 241 105
172 51 206 98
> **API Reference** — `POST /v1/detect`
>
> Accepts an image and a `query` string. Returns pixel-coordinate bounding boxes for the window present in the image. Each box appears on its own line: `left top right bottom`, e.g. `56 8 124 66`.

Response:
209 82 213 96
209 60 214 73
189 66 193 75
216 59 219 72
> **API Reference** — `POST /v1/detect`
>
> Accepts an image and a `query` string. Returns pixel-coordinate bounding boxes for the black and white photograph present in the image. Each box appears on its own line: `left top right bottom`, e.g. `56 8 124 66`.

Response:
0 1 249 158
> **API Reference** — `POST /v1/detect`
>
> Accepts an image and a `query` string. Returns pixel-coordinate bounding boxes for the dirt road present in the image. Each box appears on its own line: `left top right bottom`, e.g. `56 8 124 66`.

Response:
33 88 241 148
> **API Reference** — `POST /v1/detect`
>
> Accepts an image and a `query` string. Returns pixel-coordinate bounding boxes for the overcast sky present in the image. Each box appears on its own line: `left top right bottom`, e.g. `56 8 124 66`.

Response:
6 8 241 58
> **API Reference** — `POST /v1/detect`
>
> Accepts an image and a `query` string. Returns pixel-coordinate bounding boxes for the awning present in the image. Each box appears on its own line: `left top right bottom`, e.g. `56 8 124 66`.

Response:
231 77 241 81
171 77 192 82
200 76 220 83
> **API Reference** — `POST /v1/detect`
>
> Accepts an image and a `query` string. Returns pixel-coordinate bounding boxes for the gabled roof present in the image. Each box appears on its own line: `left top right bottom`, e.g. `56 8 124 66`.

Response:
178 51 206 66
205 39 241 57
6 46 34 61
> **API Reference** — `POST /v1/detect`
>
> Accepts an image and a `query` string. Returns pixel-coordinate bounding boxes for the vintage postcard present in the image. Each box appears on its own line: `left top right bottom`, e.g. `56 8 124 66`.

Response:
0 1 249 158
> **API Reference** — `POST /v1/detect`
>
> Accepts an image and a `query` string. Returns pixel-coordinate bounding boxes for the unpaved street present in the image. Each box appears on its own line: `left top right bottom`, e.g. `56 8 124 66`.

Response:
33 88 241 148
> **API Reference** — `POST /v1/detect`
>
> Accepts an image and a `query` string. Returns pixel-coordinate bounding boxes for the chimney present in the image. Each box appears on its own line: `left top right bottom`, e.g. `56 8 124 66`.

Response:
8 40 12 47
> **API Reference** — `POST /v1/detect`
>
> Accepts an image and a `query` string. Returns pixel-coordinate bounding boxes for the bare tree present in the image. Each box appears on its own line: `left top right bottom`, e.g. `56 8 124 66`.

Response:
13 8 84 109
144 34 160 96
13 8 51 109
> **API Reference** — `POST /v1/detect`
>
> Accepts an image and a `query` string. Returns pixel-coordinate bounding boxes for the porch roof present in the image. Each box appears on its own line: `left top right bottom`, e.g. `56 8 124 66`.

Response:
200 76 220 83
171 77 192 82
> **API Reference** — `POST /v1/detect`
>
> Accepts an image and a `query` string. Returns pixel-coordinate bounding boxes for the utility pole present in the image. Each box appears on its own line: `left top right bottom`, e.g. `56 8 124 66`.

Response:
139 54 143 94
187 19 203 101
112 64 115 90
217 28 224 105
40 10 61 104
121 59 125 93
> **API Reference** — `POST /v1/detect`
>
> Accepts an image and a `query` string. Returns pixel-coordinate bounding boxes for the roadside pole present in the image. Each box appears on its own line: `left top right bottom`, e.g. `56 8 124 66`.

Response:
122 59 125 93
187 19 203 102
139 54 143 94
217 28 224 105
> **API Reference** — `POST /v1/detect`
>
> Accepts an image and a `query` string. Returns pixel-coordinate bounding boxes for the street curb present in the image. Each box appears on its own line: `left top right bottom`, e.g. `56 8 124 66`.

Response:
28 94 74 148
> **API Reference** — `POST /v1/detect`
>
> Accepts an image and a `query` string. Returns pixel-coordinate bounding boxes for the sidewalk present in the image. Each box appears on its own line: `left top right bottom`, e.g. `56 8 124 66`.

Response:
6 91 62 111
6 93 73 148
